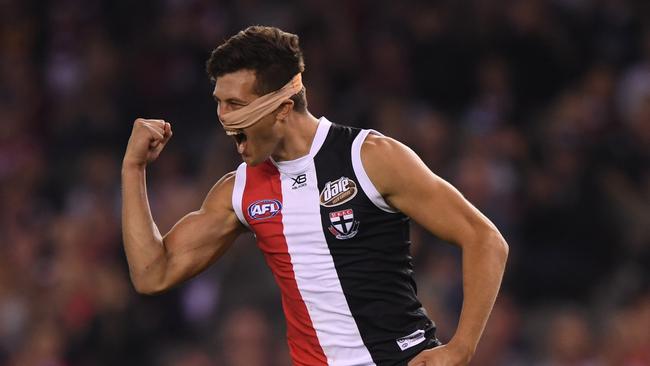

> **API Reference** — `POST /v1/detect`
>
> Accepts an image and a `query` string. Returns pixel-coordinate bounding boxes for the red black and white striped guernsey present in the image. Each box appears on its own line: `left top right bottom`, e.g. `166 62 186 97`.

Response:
231 117 440 366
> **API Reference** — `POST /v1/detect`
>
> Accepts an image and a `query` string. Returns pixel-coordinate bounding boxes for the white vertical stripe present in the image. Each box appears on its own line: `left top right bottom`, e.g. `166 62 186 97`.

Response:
351 130 399 213
309 117 332 156
280 161 376 366
232 162 250 229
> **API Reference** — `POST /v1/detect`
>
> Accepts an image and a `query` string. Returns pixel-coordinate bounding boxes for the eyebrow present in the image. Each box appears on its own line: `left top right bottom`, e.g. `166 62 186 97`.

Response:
212 95 249 104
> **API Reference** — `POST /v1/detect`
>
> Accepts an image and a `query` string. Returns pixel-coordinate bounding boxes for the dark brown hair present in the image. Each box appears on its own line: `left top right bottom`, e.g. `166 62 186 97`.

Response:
206 26 307 112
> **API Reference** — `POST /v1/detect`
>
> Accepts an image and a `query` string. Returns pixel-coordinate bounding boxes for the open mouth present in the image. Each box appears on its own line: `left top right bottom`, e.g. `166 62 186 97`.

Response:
232 132 247 144
231 131 248 156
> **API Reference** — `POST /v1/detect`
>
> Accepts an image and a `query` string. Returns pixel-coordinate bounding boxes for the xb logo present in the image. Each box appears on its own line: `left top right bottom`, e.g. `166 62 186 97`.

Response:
291 174 307 189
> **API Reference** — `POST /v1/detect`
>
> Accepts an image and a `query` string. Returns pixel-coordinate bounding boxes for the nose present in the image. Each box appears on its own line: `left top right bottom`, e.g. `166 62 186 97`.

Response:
217 103 226 121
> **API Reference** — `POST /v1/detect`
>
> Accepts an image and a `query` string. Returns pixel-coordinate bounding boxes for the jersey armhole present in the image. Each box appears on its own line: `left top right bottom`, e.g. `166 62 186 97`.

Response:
232 163 251 229
351 129 400 213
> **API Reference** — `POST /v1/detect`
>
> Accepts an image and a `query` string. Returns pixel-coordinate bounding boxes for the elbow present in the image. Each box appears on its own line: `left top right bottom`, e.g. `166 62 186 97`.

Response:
487 228 509 265
130 273 169 296
468 224 509 265
132 283 160 296
497 237 509 265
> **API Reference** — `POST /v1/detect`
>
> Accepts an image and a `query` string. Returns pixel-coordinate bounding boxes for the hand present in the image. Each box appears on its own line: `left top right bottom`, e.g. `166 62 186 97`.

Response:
123 118 173 168
407 343 472 366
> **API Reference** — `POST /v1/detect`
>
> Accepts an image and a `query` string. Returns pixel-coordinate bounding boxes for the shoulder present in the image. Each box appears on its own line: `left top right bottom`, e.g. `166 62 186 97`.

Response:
361 133 420 171
361 133 405 155
360 133 426 195
202 171 237 212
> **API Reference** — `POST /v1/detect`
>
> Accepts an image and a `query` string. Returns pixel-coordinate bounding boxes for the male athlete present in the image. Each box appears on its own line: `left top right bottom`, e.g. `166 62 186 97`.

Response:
122 26 508 366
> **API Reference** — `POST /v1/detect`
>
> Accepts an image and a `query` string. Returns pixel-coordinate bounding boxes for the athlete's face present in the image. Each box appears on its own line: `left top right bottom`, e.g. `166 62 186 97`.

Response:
213 70 283 166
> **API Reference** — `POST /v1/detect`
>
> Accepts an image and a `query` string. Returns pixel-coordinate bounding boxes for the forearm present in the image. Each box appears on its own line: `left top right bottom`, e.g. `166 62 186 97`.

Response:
121 163 167 292
451 228 508 358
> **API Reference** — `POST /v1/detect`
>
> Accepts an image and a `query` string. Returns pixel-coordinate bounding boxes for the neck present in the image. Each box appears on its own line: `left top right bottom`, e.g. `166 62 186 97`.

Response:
271 111 320 162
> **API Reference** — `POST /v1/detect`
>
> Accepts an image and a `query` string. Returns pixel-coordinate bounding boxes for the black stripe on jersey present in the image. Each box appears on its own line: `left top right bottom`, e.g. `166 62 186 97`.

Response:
313 124 438 365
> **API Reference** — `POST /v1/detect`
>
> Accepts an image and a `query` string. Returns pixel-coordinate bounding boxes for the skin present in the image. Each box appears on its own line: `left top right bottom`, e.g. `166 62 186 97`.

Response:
122 69 508 365
363 137 509 366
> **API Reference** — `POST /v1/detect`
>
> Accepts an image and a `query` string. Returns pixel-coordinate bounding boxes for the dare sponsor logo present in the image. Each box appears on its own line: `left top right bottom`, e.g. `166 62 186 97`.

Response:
319 177 358 207
247 199 282 220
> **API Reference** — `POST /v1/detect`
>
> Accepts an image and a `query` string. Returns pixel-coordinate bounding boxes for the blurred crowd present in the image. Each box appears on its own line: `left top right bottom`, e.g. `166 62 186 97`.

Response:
1 0 649 365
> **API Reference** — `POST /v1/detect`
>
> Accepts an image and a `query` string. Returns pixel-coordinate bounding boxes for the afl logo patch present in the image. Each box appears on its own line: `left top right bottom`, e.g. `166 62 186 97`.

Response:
320 177 358 207
247 199 282 220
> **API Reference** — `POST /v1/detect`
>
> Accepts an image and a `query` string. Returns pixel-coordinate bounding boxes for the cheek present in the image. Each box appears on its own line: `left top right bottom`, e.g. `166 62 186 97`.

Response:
253 132 278 154
252 120 281 149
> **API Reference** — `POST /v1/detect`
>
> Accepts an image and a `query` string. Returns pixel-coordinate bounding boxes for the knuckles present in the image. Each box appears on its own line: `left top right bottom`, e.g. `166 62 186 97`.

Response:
133 118 169 128
134 118 148 127
131 119 172 145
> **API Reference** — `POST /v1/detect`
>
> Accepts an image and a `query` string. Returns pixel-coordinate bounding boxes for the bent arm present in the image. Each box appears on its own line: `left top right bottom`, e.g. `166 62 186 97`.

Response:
121 165 245 294
362 135 508 362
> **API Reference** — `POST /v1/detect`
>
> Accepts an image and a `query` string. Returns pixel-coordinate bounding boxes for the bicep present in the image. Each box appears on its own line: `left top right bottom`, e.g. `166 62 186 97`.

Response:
391 168 492 245
363 136 495 246
160 174 246 286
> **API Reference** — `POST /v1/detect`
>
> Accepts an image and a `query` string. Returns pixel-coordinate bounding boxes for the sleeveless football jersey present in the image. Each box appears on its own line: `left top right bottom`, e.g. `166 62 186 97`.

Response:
232 117 439 366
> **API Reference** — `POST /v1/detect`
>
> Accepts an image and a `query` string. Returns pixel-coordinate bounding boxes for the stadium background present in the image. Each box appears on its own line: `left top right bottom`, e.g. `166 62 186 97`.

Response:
1 0 649 365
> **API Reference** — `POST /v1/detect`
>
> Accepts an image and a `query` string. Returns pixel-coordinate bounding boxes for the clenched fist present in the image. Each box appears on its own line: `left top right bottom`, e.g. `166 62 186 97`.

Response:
123 118 173 168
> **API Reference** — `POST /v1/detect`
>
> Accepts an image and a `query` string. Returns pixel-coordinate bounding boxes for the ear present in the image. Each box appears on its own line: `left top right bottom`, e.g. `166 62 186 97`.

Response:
275 100 294 121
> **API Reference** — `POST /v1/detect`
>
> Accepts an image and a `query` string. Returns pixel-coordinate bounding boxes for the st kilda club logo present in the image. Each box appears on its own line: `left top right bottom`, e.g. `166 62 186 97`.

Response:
328 208 360 240
319 177 358 207
247 199 282 220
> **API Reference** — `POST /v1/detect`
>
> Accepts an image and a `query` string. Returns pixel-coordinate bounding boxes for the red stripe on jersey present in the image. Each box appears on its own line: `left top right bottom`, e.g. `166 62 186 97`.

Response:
242 160 327 365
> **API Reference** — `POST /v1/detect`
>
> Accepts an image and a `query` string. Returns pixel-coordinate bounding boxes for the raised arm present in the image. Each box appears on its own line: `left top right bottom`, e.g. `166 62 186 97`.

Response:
121 118 246 295
360 134 508 366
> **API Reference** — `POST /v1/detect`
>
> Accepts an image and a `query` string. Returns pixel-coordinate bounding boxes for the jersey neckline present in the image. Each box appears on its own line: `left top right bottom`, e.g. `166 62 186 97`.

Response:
269 116 332 175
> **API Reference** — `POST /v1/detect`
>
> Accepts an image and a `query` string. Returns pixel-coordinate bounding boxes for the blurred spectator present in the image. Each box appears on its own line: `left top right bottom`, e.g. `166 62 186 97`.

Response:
538 308 598 366
216 306 274 366
1 0 649 364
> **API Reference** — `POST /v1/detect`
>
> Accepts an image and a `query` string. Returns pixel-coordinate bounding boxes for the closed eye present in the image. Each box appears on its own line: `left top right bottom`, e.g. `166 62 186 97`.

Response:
214 96 249 107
